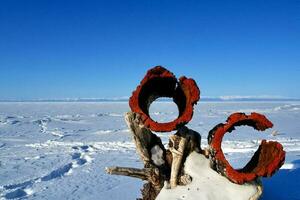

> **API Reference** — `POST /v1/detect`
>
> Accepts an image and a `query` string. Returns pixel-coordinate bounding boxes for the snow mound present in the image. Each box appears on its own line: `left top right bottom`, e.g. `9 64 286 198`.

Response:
156 152 259 200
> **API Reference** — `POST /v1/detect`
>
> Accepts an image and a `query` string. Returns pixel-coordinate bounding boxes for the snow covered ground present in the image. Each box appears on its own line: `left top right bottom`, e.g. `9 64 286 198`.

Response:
0 101 299 200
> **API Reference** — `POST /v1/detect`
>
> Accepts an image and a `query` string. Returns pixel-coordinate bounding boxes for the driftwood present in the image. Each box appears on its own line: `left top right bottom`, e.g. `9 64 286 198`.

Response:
105 66 285 200
105 112 265 200
105 111 283 200
105 112 200 200
106 112 165 200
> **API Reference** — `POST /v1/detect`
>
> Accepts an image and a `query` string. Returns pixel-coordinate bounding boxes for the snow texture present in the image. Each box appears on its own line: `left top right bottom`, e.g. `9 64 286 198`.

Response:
156 152 259 200
0 102 300 200
151 145 165 166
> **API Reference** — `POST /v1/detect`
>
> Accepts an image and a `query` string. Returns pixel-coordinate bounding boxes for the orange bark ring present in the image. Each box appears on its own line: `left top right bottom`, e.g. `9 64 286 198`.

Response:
208 112 285 184
129 66 200 132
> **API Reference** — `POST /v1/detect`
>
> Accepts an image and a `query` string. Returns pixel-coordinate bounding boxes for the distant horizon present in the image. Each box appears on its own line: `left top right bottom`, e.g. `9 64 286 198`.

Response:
1 95 300 102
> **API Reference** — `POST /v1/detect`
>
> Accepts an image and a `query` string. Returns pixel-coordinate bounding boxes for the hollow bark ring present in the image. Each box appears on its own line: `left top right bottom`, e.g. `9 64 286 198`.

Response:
129 66 200 132
208 112 285 184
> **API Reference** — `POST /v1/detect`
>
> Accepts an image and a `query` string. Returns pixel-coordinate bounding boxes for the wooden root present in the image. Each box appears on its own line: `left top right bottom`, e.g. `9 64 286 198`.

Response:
105 112 203 200
105 166 153 181
169 135 187 188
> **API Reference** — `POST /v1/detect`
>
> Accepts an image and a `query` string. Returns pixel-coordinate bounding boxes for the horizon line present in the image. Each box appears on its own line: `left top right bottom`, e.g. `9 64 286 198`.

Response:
1 95 300 102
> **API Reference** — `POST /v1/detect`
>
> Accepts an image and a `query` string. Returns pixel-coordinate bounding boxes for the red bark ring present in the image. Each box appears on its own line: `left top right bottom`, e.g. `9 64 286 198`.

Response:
208 112 285 184
129 66 200 132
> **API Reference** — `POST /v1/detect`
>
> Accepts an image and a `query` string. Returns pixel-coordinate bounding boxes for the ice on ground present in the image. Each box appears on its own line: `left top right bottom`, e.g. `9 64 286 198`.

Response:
0 101 300 200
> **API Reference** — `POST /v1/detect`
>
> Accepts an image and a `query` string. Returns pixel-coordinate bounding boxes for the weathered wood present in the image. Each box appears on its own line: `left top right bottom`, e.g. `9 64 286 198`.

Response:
168 126 203 188
125 112 167 169
123 112 170 200
105 66 285 200
125 112 152 165
105 166 150 180
106 166 163 186
169 135 187 188
175 126 202 154
106 112 203 200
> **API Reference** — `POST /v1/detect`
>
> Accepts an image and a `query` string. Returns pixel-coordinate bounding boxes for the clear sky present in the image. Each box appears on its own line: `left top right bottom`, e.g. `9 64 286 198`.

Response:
0 0 299 100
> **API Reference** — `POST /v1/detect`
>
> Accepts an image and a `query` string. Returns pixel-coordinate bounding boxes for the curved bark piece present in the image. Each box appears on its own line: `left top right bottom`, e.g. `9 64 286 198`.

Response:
129 66 200 132
208 112 285 184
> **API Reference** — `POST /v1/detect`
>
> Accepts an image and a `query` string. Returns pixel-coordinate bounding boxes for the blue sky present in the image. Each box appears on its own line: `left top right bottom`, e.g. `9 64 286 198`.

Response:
0 0 299 100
